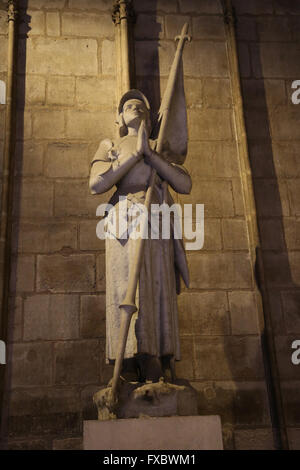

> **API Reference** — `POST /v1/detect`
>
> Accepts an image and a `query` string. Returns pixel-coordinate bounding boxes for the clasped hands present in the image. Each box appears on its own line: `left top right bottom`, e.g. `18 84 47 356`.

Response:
135 120 154 164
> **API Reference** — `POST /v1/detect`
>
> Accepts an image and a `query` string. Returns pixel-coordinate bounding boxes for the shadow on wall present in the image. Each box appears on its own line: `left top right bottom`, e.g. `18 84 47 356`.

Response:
237 12 300 446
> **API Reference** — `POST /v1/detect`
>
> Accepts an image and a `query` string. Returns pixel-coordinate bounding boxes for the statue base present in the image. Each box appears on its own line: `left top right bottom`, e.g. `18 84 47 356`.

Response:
93 378 198 420
83 415 223 450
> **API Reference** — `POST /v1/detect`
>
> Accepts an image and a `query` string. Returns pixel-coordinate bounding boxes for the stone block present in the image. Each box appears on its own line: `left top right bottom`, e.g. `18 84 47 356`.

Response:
178 0 222 14
192 16 225 40
188 109 233 140
268 290 286 336
10 342 52 387
37 254 96 293
47 76 75 105
257 17 291 42
65 110 115 139
233 381 271 426
4 439 50 450
79 220 105 251
0 10 7 34
180 180 235 217
16 110 32 140
283 217 300 250
0 38 8 72
23 294 80 340
194 335 264 380
248 141 276 178
287 428 300 450
135 41 174 77
45 142 89 178
273 142 300 178
259 219 285 251
54 180 114 217
281 291 300 334
84 415 223 450
46 12 60 37
14 141 44 176
259 44 300 78
16 180 53 218
10 255 35 293
25 38 98 76
183 217 222 252
101 40 116 75
234 429 274 450
19 10 45 36
270 106 300 140
15 222 77 253
54 339 100 385
228 291 259 335
290 17 300 41
76 77 116 110
178 291 230 336
184 78 203 108
18 74 46 105
222 218 248 250
232 0 274 14
281 381 300 426
175 336 194 380
244 109 271 140
20 0 65 8
80 294 106 338
187 252 253 289
8 412 80 438
69 0 112 10
236 17 257 41
165 15 190 40
32 110 65 139
242 79 286 108
62 13 113 38
53 438 82 450
203 78 232 108
192 380 270 426
133 0 178 13
253 179 290 217
135 14 164 40
9 387 80 416
275 336 300 380
184 41 229 77
7 296 23 343
237 43 251 78
274 0 300 15
96 253 105 292
288 179 300 216
263 252 295 288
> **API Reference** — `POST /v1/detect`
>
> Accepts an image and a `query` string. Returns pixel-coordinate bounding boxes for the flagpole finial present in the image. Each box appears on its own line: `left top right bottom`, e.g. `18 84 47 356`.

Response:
175 23 192 43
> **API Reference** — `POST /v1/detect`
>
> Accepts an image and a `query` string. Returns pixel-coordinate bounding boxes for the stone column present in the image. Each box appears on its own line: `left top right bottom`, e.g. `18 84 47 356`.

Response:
112 0 136 102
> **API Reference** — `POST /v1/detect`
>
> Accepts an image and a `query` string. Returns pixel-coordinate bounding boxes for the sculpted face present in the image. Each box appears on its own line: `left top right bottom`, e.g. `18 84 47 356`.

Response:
122 99 149 129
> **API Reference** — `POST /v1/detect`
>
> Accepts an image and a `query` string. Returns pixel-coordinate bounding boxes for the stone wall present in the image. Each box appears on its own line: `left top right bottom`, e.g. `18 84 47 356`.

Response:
0 0 299 450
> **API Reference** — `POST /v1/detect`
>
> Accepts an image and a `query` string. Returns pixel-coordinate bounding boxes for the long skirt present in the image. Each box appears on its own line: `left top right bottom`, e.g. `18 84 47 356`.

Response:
105 230 181 362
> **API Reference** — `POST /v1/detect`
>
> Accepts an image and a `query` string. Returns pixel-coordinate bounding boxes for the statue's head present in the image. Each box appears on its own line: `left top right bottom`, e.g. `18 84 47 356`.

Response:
118 89 151 137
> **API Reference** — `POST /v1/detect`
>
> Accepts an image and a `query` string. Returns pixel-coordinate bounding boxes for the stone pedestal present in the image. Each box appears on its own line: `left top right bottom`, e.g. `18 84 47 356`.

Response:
83 415 223 450
93 378 199 420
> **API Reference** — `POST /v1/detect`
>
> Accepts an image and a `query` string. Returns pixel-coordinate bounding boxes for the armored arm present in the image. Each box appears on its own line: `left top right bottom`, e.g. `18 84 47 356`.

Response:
145 150 192 195
89 139 142 195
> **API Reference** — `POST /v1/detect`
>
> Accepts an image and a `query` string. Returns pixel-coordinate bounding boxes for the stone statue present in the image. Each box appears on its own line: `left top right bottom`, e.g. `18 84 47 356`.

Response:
89 89 191 383
89 24 196 419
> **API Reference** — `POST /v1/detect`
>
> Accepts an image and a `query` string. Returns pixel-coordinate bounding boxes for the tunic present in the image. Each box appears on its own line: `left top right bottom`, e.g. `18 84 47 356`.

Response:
91 135 189 363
